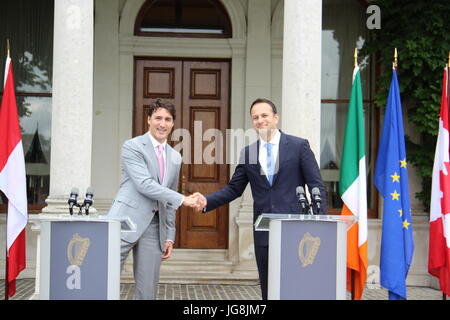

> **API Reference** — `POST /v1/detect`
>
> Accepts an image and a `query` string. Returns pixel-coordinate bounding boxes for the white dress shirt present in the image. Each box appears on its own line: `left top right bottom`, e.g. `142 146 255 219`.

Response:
258 129 280 180
148 132 167 183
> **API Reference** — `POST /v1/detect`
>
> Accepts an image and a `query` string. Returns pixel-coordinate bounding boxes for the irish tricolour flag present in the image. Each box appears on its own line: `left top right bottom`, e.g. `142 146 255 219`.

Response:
0 55 28 297
339 66 368 300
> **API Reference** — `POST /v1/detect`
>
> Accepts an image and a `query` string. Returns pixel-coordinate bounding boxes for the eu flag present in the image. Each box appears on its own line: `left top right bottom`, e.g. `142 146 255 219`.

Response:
374 68 414 300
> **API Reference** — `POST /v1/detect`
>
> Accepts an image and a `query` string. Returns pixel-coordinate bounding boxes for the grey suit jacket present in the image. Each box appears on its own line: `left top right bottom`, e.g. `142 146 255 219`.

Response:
107 133 183 250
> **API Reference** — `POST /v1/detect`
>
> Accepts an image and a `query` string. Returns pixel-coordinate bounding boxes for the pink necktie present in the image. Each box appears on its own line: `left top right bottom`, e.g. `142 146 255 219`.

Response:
156 144 165 183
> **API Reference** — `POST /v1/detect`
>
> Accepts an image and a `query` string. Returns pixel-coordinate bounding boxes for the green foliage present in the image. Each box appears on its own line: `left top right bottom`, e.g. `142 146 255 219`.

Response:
361 0 450 209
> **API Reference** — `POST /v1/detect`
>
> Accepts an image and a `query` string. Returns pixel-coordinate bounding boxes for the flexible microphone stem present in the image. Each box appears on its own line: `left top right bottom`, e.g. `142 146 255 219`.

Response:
83 187 94 215
311 187 322 215
296 186 310 215
68 187 79 215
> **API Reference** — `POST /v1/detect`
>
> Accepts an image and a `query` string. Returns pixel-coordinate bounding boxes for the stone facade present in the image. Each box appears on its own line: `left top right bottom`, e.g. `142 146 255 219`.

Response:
0 0 437 292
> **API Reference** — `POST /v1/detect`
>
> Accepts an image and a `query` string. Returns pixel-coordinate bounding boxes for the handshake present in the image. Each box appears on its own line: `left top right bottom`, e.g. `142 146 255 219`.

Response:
182 192 207 212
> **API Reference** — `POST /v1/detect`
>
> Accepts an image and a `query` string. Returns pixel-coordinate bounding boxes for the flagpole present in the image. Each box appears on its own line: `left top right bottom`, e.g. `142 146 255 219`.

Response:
393 48 398 70
446 53 450 302
4 39 10 301
350 47 358 301
448 50 450 130
4 245 8 301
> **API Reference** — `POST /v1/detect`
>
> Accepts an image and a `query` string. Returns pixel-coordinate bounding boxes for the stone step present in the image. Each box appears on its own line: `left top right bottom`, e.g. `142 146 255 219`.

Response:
169 248 229 261
159 274 259 285
121 249 259 284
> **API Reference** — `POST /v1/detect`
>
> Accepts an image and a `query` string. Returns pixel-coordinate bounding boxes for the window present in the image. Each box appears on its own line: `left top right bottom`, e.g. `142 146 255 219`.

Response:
135 0 232 38
0 0 54 212
321 0 377 216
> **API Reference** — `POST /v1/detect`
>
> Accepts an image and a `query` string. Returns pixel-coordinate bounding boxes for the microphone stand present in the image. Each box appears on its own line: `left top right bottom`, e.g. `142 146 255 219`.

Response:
69 202 81 215
311 198 321 215
68 193 93 215
299 198 310 215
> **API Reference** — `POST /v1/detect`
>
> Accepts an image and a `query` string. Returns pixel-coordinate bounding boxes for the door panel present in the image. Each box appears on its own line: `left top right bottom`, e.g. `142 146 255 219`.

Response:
134 60 182 135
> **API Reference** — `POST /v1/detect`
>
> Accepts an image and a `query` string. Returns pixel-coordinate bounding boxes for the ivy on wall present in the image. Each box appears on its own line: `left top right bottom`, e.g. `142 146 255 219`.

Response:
362 0 450 210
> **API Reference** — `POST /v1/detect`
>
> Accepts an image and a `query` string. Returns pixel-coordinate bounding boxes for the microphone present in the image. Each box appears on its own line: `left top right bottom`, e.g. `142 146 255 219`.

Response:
296 186 310 215
311 187 322 215
68 187 79 215
83 187 94 215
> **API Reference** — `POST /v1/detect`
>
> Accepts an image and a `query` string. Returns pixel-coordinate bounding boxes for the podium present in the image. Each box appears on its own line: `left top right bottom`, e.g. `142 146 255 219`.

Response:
31 214 135 300
254 214 356 300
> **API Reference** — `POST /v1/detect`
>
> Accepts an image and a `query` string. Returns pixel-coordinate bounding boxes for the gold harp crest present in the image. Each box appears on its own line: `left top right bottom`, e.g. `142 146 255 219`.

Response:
67 233 90 266
298 232 321 267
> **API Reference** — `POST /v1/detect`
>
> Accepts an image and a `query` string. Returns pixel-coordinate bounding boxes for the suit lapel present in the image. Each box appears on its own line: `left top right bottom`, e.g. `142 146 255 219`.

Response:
278 132 290 165
253 139 272 187
271 132 289 186
139 133 162 184
163 145 174 187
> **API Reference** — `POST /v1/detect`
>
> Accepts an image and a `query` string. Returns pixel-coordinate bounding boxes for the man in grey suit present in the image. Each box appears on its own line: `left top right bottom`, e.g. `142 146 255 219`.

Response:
108 99 198 300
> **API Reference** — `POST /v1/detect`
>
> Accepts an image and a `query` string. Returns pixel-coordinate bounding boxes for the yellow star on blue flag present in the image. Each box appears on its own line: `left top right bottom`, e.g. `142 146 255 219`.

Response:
390 190 400 200
391 172 400 182
400 159 407 168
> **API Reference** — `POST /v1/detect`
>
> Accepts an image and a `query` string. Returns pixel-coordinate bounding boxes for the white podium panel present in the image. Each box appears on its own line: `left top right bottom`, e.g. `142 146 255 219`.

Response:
36 215 126 300
255 214 355 300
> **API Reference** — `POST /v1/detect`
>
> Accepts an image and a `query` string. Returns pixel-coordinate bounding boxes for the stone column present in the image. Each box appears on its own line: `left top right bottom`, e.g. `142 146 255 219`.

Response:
31 0 94 300
281 0 322 161
43 0 94 213
91 0 120 213
244 0 272 110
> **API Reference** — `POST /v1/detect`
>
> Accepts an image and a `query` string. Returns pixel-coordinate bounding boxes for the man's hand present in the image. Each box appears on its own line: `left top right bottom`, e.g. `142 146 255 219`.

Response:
162 241 173 260
181 193 207 212
192 192 207 212
182 194 199 207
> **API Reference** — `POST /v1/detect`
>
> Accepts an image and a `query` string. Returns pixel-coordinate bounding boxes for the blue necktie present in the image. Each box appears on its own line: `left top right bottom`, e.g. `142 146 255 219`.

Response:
266 142 274 185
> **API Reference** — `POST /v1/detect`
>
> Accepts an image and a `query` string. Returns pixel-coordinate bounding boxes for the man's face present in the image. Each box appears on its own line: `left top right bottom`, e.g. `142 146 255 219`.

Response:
148 107 174 143
251 102 279 139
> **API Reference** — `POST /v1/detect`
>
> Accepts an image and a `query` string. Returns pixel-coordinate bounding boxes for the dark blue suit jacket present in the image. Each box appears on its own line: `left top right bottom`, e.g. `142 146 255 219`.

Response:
205 131 327 246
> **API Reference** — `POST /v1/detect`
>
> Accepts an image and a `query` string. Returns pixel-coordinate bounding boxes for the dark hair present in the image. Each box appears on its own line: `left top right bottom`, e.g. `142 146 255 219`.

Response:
250 98 278 114
147 98 176 120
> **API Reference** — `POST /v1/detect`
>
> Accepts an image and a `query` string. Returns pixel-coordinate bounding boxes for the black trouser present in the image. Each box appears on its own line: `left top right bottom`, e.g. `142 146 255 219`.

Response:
254 244 269 300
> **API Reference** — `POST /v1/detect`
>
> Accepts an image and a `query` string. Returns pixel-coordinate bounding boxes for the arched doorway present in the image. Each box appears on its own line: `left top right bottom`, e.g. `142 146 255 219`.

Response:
133 0 232 249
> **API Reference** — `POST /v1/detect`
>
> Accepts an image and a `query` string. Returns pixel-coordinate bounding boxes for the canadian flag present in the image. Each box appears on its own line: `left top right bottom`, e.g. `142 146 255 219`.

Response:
0 56 28 297
429 66 450 297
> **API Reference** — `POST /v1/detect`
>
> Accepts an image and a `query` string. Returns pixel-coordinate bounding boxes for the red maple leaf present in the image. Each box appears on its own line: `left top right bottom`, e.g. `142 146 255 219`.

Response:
440 161 450 214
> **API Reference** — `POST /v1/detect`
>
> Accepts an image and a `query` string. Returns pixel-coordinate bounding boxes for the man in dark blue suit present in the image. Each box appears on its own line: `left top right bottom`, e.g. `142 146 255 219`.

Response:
195 98 327 300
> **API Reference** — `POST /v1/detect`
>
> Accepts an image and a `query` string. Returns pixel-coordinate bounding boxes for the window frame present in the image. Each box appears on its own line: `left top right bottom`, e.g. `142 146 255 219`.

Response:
0 92 52 214
320 97 379 219
134 0 232 39
320 0 380 218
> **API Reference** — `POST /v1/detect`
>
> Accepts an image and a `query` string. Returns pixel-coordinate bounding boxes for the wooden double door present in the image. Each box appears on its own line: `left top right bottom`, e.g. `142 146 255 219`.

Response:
134 58 230 249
